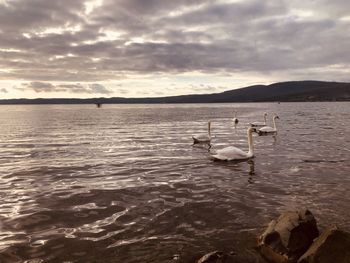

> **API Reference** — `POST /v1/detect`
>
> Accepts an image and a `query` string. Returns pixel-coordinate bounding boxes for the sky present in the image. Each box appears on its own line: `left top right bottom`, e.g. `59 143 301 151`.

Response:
0 0 349 99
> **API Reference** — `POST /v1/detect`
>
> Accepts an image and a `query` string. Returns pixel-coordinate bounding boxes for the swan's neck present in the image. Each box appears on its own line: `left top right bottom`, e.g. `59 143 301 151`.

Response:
247 130 254 157
273 117 277 130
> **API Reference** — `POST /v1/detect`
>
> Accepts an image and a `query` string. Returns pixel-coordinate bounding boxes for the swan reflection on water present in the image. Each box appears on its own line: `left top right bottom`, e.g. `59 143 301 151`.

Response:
256 132 278 144
192 141 212 151
233 122 238 131
211 157 256 183
247 159 255 184
233 110 239 125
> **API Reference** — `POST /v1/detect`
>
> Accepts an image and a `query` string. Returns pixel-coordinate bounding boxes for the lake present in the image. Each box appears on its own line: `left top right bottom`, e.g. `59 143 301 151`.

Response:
0 102 349 262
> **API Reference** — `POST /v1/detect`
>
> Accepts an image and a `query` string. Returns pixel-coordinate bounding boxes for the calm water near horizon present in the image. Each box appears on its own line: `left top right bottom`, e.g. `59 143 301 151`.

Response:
0 102 349 262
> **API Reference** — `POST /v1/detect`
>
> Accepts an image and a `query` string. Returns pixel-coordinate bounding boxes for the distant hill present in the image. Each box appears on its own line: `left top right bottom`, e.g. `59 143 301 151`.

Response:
1 81 349 104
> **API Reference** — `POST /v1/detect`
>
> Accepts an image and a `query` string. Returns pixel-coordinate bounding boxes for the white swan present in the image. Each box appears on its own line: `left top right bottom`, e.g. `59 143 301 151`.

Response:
211 127 255 161
233 111 239 125
192 121 211 143
257 115 279 135
250 112 268 128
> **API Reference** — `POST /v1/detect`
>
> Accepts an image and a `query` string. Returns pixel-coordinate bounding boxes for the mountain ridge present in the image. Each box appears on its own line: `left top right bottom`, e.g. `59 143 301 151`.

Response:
1 80 349 104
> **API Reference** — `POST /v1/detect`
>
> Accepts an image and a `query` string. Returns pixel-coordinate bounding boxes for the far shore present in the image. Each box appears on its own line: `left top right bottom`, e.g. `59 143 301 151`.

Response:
1 81 350 104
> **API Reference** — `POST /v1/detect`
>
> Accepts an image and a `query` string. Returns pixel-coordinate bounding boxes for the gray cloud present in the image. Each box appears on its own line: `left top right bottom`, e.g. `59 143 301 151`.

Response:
21 82 56 92
0 0 84 32
115 88 129 95
0 0 349 93
88 83 113 94
190 84 223 92
21 82 112 94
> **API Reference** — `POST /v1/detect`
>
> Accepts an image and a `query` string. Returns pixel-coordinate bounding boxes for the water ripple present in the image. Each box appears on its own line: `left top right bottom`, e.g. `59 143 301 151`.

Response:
0 103 349 262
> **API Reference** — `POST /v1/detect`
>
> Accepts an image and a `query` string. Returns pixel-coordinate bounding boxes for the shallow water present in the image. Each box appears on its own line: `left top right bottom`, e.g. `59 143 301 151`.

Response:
0 102 349 262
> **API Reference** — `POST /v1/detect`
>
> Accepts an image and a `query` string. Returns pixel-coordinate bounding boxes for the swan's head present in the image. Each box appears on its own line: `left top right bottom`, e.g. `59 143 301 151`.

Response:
247 127 255 134
251 127 258 133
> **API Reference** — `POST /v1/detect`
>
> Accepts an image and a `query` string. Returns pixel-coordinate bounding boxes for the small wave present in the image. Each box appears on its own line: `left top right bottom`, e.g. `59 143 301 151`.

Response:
302 159 346 163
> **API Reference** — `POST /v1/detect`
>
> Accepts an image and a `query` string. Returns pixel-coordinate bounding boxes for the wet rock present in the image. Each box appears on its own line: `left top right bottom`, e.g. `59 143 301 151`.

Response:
258 209 319 263
196 251 236 263
298 227 350 263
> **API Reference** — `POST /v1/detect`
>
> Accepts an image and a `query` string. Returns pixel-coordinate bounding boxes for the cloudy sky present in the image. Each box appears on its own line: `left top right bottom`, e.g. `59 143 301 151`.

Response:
0 0 349 98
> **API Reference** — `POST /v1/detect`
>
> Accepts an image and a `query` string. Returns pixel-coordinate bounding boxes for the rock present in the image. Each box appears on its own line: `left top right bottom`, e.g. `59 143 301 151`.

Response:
196 251 236 263
298 227 350 263
258 209 319 263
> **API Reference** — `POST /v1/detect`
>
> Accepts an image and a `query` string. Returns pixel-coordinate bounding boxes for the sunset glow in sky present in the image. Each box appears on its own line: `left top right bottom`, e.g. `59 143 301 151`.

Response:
0 0 349 98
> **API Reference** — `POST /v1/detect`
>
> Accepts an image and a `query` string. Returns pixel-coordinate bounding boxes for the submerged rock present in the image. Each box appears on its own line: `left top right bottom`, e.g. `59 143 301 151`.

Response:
298 227 350 263
258 209 319 263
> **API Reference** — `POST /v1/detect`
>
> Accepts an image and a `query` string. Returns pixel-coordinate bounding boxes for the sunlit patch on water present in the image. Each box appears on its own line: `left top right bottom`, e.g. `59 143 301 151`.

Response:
0 103 349 262
289 166 300 173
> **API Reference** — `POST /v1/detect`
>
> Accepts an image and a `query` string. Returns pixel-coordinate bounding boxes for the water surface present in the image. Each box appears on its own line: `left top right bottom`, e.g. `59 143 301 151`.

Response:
0 103 349 262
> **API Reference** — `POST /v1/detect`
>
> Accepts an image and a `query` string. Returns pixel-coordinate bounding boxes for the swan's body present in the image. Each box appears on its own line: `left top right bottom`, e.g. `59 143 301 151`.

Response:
211 127 254 161
250 112 268 128
193 121 211 143
257 115 279 135
233 111 239 125
193 134 210 143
